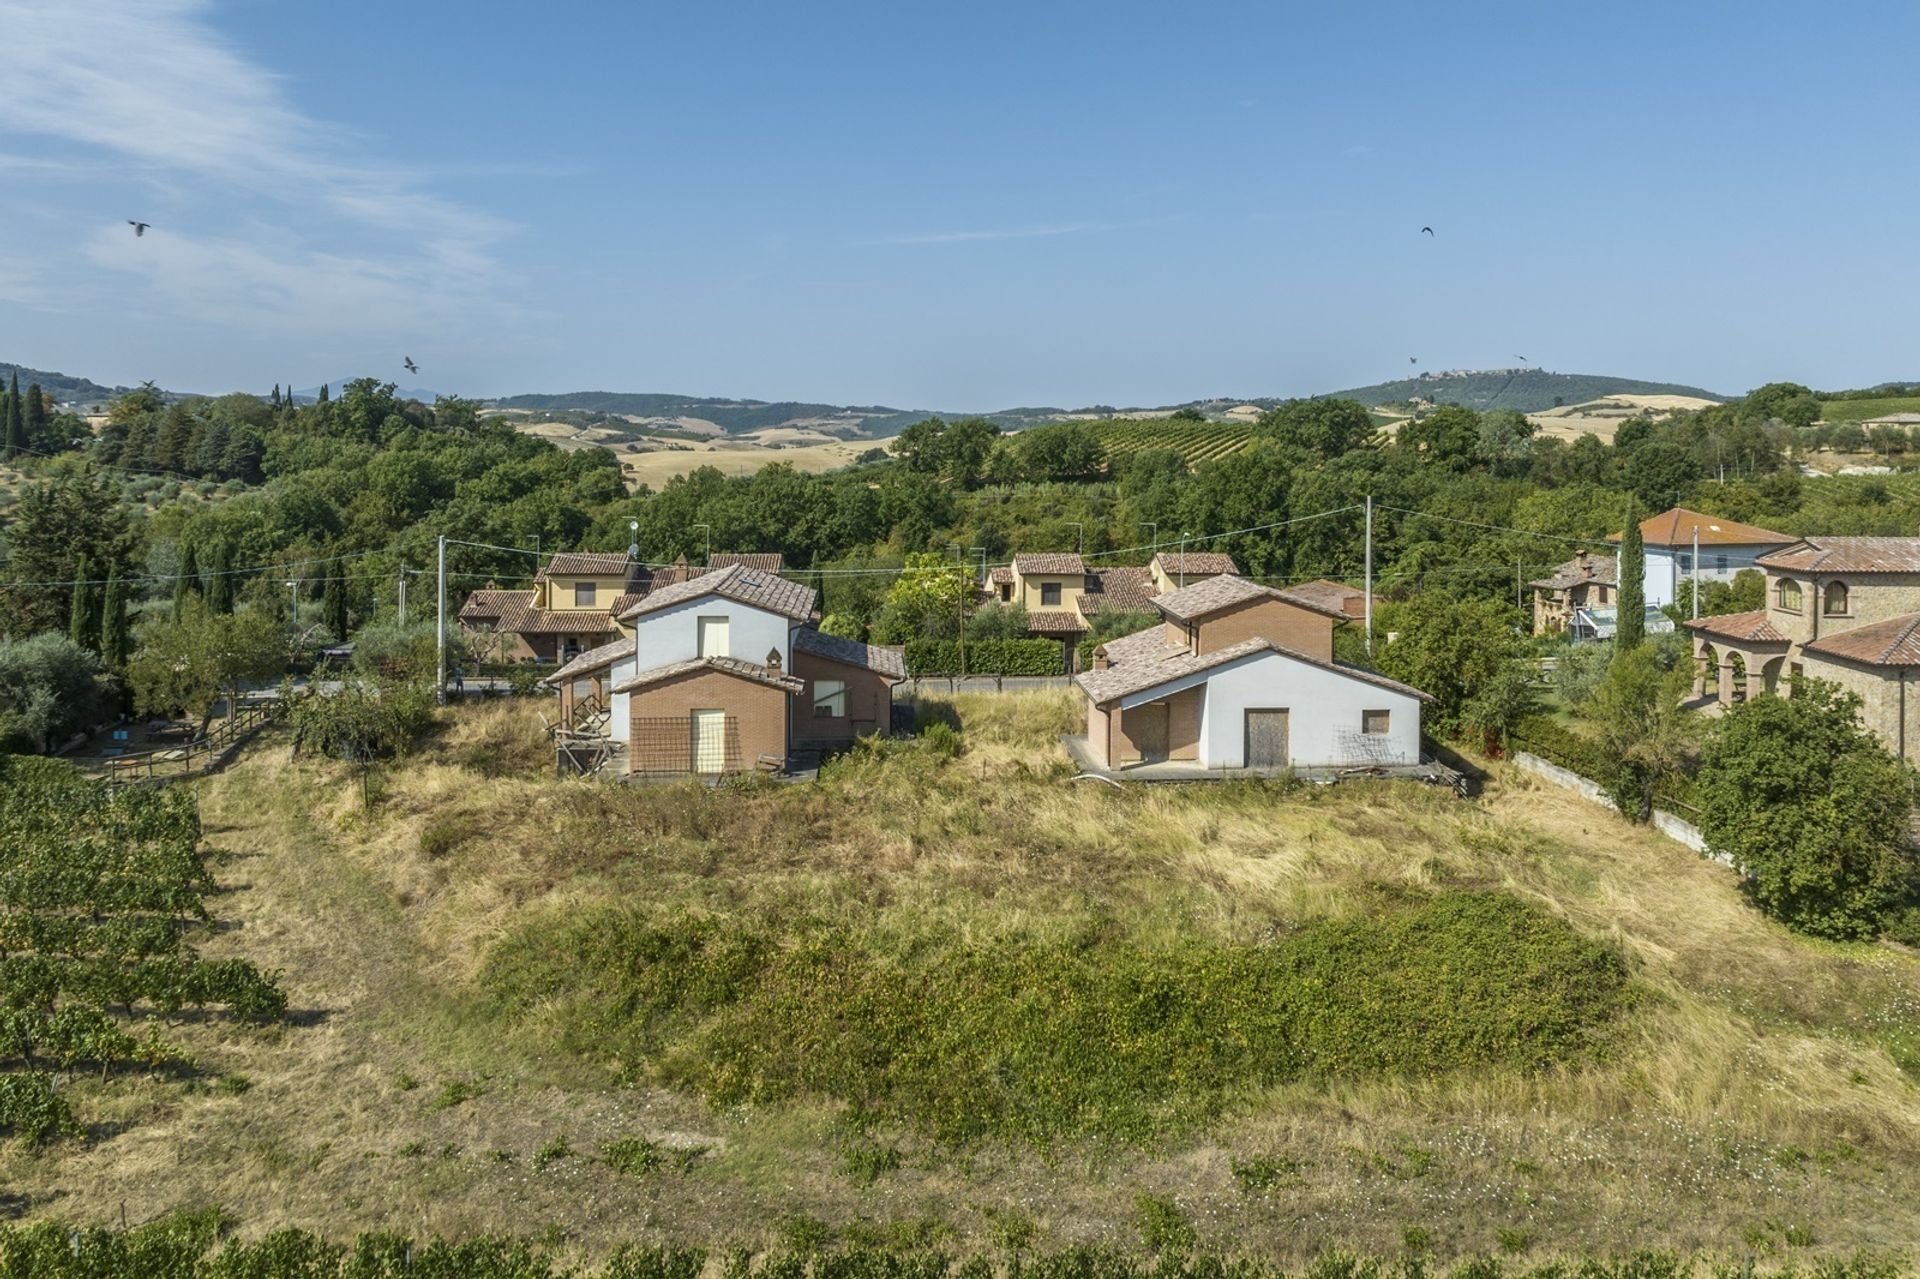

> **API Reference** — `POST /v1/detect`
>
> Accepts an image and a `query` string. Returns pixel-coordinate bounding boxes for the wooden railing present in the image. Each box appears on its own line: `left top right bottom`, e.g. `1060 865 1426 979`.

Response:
80 699 288 788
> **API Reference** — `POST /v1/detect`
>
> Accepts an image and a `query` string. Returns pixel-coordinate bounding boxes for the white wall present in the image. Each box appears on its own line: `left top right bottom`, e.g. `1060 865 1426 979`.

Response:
628 597 792 675
1194 652 1423 768
1638 544 1775 608
606 648 637 743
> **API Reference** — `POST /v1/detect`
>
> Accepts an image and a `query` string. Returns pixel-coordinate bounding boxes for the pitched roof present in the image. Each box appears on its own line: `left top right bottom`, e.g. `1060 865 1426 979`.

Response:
793 626 906 679
1804 613 1920 667
458 588 528 621
1283 578 1373 618
500 606 624 637
540 635 635 685
617 563 816 623
1528 553 1618 592
1076 634 1431 705
988 566 1013 586
1151 550 1239 577
1013 552 1085 575
1682 608 1789 645
612 655 806 696
1757 537 1920 574
709 552 784 574
1028 609 1090 634
1078 566 1159 616
536 551 634 579
1610 507 1792 549
1153 573 1347 623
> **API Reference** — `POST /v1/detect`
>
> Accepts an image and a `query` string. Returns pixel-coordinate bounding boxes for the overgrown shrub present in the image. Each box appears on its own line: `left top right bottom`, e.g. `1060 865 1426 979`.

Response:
903 638 1062 677
482 892 1628 1147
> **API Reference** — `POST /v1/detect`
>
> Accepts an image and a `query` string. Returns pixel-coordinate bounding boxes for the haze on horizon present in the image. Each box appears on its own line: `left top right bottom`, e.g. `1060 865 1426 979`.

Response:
0 0 1914 409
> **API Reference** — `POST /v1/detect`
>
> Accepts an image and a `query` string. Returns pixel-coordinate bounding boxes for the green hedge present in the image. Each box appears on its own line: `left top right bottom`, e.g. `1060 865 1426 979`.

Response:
903 638 1063 677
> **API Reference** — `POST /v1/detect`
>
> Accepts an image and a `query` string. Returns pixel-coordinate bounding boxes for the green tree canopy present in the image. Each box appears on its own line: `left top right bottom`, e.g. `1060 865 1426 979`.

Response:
127 598 285 735
1696 681 1918 940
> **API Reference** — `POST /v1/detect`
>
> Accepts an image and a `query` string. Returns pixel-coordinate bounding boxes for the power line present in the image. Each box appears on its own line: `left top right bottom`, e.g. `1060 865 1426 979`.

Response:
1376 503 1616 549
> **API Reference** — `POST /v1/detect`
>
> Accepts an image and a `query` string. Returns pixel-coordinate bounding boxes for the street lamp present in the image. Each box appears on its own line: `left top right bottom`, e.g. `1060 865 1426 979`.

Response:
285 578 298 624
691 523 711 566
1140 521 1158 562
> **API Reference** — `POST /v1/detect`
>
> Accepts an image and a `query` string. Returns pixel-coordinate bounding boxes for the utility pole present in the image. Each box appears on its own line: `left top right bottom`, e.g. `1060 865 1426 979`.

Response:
950 543 966 680
435 535 447 706
398 570 407 627
1363 495 1373 656
1516 560 1522 611
692 523 711 566
1178 532 1191 588
1691 523 1701 620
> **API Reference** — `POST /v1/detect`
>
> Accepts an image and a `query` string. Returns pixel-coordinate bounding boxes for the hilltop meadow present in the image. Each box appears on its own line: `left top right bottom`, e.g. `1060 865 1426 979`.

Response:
3 694 1915 1269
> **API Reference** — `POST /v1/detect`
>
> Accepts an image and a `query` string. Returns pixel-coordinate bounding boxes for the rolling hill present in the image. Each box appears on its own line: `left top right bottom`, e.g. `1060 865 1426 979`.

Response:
0 362 159 409
1322 368 1724 414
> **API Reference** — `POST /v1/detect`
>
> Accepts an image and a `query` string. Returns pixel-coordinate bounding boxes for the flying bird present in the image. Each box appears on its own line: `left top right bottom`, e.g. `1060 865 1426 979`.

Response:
127 221 150 237
1409 357 1418 364
403 357 418 374
1515 354 1528 362
1420 226 1433 236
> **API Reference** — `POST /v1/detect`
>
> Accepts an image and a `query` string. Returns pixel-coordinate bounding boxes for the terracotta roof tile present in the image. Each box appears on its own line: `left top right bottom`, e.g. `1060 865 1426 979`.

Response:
458 588 528 621
1283 578 1374 618
1804 613 1920 666
1757 537 1920 574
618 563 817 623
989 566 1014 585
1527 553 1618 592
1682 609 1789 645
709 552 784 574
536 551 634 579
1027 610 1090 634
1154 574 1347 623
1078 567 1159 616
612 655 806 695
1609 507 1793 549
1013 552 1086 575
793 627 906 679
1151 551 1238 577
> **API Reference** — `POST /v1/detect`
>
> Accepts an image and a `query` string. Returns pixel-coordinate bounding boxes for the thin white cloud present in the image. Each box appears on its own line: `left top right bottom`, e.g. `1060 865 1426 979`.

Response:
0 0 514 337
872 222 1114 246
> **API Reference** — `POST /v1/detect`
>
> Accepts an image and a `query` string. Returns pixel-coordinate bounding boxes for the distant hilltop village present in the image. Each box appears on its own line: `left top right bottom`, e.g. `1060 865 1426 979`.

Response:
1411 367 1537 380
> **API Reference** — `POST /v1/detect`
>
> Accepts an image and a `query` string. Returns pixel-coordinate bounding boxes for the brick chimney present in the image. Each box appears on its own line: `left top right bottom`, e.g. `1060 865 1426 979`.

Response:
1092 645 1110 671
766 647 782 674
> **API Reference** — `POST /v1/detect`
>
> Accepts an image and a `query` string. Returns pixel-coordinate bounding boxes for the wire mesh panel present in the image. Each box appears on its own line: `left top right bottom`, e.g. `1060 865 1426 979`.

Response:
629 715 740 774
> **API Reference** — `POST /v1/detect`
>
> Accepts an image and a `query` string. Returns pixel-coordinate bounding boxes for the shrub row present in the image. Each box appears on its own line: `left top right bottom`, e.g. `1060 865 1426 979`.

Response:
0 1216 1907 1279
903 639 1063 677
483 892 1629 1146
1508 717 1696 814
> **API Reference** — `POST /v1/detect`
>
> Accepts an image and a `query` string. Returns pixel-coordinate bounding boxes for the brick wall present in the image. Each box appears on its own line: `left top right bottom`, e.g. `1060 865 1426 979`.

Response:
792 649 895 743
626 668 790 773
1112 686 1202 763
1194 597 1333 661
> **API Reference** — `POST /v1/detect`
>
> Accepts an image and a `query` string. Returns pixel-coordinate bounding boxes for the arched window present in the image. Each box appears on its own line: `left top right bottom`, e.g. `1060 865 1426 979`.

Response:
1777 579 1803 612
1824 580 1850 616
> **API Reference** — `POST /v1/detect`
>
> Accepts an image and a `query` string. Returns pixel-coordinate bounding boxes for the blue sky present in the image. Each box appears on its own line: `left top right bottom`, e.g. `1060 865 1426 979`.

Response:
1 0 1916 408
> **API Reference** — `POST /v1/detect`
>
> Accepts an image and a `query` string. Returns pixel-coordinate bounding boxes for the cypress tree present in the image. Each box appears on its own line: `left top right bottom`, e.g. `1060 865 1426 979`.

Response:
69 558 97 651
317 384 329 404
23 382 45 449
101 569 129 667
270 384 281 409
2 373 18 459
323 571 349 641
6 371 21 457
1616 501 1645 651
204 540 234 614
174 540 202 620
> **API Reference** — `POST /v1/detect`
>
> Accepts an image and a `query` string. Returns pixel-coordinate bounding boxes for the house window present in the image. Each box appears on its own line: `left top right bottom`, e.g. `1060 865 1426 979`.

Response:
813 679 847 719
1824 581 1850 616
1362 709 1391 735
999 584 1012 602
1041 582 1062 606
1715 553 1728 573
1678 552 1692 571
697 615 730 658
1777 579 1803 612
573 581 597 607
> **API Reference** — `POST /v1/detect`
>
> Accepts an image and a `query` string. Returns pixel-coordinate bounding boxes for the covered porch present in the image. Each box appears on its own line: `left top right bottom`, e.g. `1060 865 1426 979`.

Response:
1683 610 1791 705
1085 685 1203 769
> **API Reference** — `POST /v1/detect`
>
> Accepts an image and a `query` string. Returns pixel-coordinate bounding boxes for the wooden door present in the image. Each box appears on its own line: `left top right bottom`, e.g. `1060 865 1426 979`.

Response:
1244 709 1289 768
691 710 728 773
1131 702 1170 763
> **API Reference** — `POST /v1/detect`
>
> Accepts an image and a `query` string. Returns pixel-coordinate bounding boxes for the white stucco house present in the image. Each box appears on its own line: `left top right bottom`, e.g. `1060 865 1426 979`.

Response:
1611 507 1794 609
1072 575 1431 772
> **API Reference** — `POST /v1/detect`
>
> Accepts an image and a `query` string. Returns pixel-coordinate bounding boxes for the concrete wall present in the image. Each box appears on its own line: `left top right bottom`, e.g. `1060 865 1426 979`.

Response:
792 648 895 743
1511 751 1719 862
629 597 791 671
1195 596 1334 662
1645 544 1776 609
1191 651 1422 768
626 668 789 773
1086 699 1112 766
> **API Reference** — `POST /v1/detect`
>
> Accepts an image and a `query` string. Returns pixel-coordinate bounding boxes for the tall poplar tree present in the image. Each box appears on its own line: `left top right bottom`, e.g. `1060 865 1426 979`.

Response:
1616 501 1645 652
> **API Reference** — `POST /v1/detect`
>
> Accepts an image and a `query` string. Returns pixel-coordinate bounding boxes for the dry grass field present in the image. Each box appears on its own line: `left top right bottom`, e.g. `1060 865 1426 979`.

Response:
1526 394 1722 443
4 693 1917 1264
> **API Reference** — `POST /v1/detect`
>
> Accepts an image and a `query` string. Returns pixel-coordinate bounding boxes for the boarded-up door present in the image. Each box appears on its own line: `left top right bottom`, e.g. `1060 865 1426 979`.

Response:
697 615 731 658
1245 709 1289 768
691 710 728 773
1131 702 1170 763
